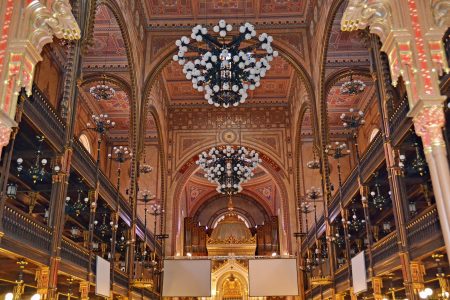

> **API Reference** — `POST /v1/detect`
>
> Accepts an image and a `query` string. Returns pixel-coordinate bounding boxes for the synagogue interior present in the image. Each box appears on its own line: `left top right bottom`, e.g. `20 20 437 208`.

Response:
0 0 449 299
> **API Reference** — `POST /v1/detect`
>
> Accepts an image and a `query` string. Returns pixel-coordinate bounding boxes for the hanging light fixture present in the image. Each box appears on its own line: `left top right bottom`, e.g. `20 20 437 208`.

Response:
370 181 389 211
16 136 49 184
6 182 18 198
340 108 365 129
340 74 366 95
347 208 365 232
89 75 116 101
196 145 261 195
86 114 115 134
411 142 428 176
173 20 278 108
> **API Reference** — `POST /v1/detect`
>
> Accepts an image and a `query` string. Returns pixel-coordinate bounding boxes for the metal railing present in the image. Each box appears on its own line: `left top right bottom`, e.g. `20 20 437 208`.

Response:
371 231 398 266
3 204 52 252
60 237 90 269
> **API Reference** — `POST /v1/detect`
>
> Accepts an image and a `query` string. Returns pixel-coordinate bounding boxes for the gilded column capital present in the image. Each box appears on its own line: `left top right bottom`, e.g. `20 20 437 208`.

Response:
413 105 446 150
35 266 50 299
341 0 392 43
79 281 90 300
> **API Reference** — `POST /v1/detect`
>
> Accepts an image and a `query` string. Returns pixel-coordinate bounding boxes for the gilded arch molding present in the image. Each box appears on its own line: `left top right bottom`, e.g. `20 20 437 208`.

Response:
170 146 292 255
94 0 141 207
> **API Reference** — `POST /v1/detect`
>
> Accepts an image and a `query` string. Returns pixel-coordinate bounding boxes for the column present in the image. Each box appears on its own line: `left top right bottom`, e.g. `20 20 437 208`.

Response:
341 0 450 263
0 93 24 236
79 281 90 300
369 34 417 300
410 262 426 295
36 267 50 299
47 154 71 300
372 277 383 300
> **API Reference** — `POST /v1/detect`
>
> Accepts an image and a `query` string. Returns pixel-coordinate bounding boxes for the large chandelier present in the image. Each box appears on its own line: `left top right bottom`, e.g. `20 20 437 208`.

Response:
196 145 261 195
173 20 278 108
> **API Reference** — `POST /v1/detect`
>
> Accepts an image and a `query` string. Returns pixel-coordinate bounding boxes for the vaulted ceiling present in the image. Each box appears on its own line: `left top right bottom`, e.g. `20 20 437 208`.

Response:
324 0 373 130
140 0 312 28
163 56 294 106
81 4 157 141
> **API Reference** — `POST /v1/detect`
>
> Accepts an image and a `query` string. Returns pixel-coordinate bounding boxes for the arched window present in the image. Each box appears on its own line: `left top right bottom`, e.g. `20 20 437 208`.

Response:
79 134 92 154
369 128 380 143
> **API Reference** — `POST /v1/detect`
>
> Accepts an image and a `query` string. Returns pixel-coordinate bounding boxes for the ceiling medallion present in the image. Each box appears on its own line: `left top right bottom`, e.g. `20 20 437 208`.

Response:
196 145 261 195
173 20 278 108
89 75 116 101
340 75 366 95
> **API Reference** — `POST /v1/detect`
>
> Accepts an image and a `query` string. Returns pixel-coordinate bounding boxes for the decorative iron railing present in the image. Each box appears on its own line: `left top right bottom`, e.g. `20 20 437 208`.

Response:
3 204 52 252
389 96 410 140
372 231 398 266
406 205 442 255
27 85 66 150
60 237 90 269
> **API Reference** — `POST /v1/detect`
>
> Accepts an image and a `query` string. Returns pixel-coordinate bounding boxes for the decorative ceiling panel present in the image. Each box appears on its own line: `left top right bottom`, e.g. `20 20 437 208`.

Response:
198 0 255 15
260 0 307 15
146 0 193 17
163 56 294 106
325 1 369 66
141 0 312 27
83 5 128 69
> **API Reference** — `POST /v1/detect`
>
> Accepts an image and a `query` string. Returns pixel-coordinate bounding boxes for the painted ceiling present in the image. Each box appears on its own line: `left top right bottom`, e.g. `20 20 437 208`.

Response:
183 166 280 217
141 0 312 28
323 0 373 130
163 56 294 106
83 5 128 70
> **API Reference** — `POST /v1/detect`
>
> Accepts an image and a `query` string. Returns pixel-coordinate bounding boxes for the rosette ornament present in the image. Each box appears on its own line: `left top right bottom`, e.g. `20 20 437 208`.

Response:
196 145 261 195
173 20 278 108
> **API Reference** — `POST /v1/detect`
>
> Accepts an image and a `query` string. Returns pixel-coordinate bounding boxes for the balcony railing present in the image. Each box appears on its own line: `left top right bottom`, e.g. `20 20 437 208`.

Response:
3 204 52 252
27 85 66 150
334 264 349 288
114 269 129 289
372 231 398 266
389 97 410 140
407 205 443 258
60 237 90 269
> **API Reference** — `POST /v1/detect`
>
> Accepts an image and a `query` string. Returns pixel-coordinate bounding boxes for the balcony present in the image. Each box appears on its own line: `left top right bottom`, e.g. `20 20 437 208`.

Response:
60 237 90 270
407 205 443 259
26 86 66 150
2 205 52 256
371 231 399 273
25 86 161 254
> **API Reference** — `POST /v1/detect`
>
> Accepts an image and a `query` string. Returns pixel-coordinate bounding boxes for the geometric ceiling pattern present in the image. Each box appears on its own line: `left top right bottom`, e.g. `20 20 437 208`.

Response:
141 0 312 28
163 56 294 106
324 0 373 130
83 5 128 70
183 166 279 216
325 0 370 73
81 5 157 140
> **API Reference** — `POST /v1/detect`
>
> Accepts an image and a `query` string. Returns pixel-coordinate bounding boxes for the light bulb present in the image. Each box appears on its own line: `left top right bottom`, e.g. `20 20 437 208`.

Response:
31 294 41 300
5 293 13 300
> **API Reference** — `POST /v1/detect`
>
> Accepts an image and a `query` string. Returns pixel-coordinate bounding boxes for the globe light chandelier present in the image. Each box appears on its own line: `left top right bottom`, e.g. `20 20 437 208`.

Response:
196 145 261 195
340 74 366 95
89 76 116 101
173 19 278 108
